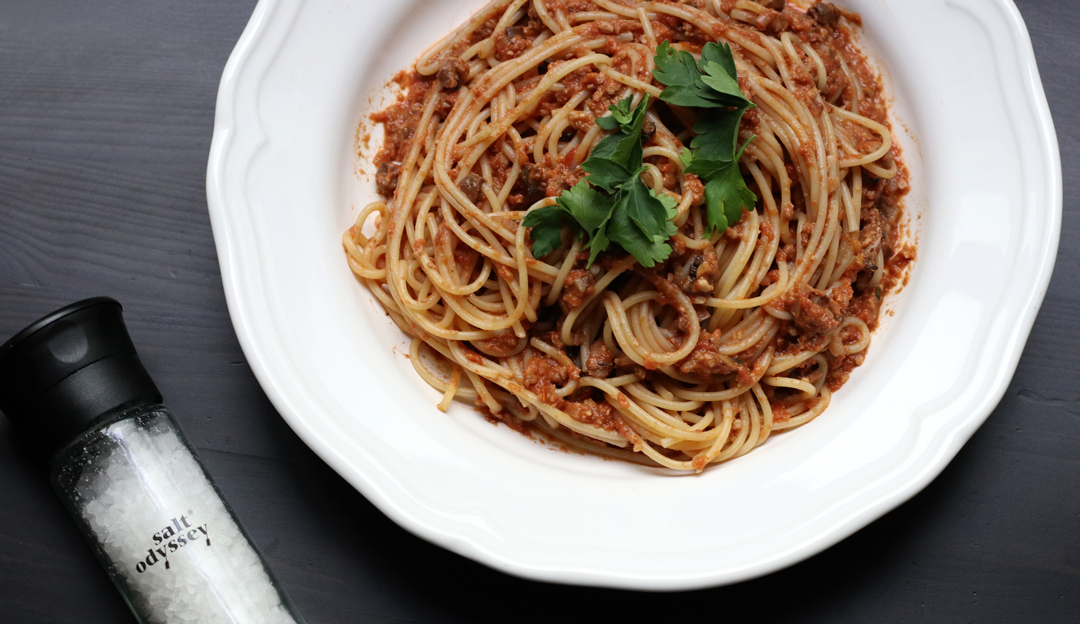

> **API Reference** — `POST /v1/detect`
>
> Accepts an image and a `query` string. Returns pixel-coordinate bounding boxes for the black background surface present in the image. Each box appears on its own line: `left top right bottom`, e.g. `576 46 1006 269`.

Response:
0 1 1077 622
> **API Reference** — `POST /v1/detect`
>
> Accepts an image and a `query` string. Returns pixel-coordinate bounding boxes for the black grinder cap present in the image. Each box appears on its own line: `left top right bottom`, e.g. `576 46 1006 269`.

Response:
0 298 161 459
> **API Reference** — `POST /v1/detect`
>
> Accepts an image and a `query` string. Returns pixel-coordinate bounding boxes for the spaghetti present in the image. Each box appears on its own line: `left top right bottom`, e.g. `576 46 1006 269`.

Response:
344 0 913 470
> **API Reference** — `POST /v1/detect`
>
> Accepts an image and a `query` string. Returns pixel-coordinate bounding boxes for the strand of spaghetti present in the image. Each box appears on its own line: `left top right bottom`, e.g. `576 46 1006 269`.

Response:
623 383 705 411
686 405 717 431
586 378 718 442
743 161 783 287
839 316 872 354
392 90 443 212
459 49 604 151
493 0 532 37
421 244 519 330
635 400 718 441
588 0 644 19
837 55 861 113
649 2 778 70
415 0 511 73
344 204 388 279
409 337 480 401
443 340 628 442
713 209 761 300
559 257 636 343
828 237 859 285
765 345 820 375
522 387 629 444
545 239 585 306
438 366 463 412
602 290 699 366
633 439 697 470
416 228 494 297
472 30 586 99
758 96 831 283
688 400 734 469
735 393 766 458
535 88 594 165
567 11 620 23
775 387 831 430
389 141 442 311
839 176 859 234
601 66 662 98
762 375 817 395
811 110 846 289
715 318 776 358
531 0 564 33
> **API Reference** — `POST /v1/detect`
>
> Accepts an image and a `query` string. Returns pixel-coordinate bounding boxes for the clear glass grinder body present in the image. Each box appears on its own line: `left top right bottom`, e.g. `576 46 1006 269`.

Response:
53 404 303 624
0 297 304 624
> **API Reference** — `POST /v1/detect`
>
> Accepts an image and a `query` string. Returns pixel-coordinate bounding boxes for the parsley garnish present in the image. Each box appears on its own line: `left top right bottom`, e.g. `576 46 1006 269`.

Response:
523 95 676 268
681 141 757 235
523 40 758 266
654 40 758 235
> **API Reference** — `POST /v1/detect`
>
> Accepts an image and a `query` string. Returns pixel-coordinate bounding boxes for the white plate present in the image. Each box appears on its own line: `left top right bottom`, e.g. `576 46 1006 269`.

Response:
206 0 1061 590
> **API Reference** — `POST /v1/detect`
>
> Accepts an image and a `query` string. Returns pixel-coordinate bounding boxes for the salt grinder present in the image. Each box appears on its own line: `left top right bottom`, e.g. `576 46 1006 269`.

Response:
0 298 305 624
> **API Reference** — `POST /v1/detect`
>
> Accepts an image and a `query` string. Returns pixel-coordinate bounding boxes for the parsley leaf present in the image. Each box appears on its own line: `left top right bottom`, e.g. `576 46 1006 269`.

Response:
682 141 758 236
586 133 638 174
579 159 636 194
690 104 750 161
652 41 727 109
521 204 569 258
654 39 757 236
700 41 738 80
699 42 748 106
604 185 678 268
556 180 616 265
596 115 621 131
654 40 754 163
557 180 610 234
653 41 752 110
605 200 672 268
585 217 612 267
597 95 636 130
585 95 649 172
523 95 678 268
621 175 677 245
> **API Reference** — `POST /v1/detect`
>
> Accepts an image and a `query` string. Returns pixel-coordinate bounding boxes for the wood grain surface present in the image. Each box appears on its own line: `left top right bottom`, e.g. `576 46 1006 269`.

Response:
0 1 1077 622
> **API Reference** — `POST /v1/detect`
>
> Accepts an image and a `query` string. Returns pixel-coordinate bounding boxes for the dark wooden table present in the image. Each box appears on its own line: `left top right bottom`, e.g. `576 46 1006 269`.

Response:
1 1 1076 622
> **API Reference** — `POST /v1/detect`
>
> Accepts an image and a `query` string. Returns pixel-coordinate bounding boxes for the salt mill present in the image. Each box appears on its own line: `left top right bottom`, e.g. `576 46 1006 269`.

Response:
0 297 305 624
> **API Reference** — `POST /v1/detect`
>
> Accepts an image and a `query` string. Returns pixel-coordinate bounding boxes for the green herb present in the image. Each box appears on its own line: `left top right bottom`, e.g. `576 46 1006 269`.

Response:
520 201 568 259
581 92 648 191
606 176 677 267
653 40 757 234
523 95 676 268
523 40 760 267
653 40 748 110
596 95 640 131
681 142 756 235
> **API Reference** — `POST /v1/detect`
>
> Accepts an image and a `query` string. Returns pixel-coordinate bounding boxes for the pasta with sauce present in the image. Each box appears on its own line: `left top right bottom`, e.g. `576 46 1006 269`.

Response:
343 0 913 470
